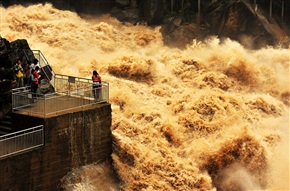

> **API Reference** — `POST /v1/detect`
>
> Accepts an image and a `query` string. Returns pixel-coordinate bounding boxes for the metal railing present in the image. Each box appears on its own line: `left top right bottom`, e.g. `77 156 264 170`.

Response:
31 50 109 98
0 125 44 159
13 50 109 116
32 50 55 80
52 74 109 93
12 77 109 117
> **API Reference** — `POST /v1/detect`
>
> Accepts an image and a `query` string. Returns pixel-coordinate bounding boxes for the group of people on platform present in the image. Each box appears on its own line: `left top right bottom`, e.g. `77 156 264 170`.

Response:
14 58 41 97
15 59 102 101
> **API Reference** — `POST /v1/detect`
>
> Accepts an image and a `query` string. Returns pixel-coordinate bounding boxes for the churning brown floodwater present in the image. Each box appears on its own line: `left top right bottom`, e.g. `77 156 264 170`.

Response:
1 3 289 191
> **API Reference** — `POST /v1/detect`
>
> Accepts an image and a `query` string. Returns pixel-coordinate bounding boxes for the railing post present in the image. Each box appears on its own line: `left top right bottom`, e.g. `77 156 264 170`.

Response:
41 125 44 145
44 94 46 117
107 83 109 102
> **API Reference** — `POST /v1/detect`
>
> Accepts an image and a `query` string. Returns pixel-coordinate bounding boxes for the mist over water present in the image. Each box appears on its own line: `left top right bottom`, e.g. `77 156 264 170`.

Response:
1 3 289 191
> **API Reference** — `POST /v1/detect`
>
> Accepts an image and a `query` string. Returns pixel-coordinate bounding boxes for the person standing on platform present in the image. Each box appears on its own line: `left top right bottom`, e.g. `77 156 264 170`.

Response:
31 66 41 99
92 70 102 101
14 59 24 88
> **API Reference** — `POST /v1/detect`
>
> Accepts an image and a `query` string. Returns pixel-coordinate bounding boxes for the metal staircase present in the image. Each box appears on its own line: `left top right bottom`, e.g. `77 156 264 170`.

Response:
0 114 12 136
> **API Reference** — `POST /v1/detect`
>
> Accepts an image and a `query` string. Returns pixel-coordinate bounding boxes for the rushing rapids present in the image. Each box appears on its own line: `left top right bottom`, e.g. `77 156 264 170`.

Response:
1 3 289 191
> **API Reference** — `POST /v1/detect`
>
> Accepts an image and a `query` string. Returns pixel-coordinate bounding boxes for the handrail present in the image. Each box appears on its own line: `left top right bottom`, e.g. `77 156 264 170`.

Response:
12 76 109 117
0 125 43 140
0 125 44 159
12 50 109 117
32 50 55 80
53 73 109 93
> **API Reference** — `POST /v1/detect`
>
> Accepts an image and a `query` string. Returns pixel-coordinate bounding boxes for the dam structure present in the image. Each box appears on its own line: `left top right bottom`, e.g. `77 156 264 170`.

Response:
0 51 112 191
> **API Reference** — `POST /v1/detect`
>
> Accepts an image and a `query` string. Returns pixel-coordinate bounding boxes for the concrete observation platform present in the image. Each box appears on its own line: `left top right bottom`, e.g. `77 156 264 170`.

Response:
0 91 112 191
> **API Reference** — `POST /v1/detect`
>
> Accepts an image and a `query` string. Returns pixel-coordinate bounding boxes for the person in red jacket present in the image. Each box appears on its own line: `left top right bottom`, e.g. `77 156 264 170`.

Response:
31 66 41 99
92 70 102 101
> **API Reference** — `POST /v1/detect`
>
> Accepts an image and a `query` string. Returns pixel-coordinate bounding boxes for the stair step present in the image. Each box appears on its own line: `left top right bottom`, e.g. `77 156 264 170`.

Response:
0 114 12 136
0 114 12 131
0 125 12 132
3 115 11 119
0 120 12 126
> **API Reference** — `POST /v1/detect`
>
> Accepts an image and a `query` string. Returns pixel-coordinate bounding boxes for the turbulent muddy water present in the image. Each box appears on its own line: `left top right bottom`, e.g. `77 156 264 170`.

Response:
1 3 289 191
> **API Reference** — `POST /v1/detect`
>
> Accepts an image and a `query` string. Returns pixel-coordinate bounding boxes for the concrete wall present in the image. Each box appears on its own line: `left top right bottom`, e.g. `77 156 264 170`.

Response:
0 103 112 191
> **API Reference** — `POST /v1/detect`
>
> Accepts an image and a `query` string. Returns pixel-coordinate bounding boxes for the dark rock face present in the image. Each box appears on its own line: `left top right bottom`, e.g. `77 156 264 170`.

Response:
140 0 167 25
110 4 142 24
202 1 286 49
0 37 35 118
160 22 210 49
110 0 167 25
160 0 290 49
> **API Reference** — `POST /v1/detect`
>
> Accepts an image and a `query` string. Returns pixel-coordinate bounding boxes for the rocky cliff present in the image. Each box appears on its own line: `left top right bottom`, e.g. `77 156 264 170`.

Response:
0 38 35 118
